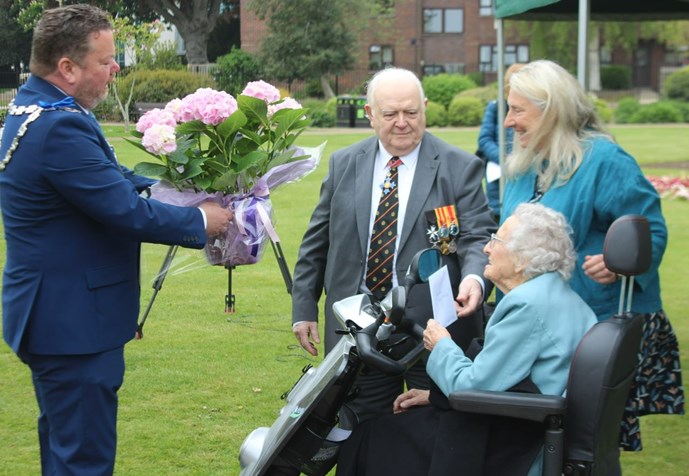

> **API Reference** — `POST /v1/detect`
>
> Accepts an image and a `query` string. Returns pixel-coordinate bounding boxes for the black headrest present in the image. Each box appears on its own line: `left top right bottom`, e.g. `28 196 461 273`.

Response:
603 215 651 277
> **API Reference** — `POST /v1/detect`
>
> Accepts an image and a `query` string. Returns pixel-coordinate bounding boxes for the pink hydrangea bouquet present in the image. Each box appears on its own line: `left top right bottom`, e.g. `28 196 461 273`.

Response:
128 81 323 266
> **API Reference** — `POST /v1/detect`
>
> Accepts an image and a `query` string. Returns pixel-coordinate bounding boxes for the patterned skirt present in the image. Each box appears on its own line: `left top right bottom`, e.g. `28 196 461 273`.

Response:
619 310 685 451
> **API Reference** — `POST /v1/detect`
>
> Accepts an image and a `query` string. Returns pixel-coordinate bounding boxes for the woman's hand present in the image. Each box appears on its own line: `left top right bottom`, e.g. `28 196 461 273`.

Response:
582 254 618 284
424 319 451 351
393 388 431 413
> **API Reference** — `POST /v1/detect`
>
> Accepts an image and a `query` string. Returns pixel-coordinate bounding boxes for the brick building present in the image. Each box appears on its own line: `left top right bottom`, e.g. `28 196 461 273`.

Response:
239 0 682 94
239 0 528 93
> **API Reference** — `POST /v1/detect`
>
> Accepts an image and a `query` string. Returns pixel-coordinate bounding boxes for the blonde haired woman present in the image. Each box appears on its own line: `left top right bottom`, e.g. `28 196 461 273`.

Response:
501 59 684 450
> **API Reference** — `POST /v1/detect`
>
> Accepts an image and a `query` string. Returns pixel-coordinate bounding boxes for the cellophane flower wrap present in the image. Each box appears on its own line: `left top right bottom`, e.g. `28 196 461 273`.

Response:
128 81 324 266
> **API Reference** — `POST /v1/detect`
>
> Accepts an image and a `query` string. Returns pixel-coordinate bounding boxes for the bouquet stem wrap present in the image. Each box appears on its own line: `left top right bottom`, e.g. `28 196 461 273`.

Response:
150 143 324 267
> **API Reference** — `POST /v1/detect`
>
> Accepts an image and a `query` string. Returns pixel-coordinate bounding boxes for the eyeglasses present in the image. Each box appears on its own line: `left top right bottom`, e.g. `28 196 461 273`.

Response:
489 233 508 249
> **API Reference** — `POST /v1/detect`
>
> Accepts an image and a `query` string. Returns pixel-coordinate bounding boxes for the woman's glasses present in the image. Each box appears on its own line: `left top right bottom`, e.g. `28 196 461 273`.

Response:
489 233 508 249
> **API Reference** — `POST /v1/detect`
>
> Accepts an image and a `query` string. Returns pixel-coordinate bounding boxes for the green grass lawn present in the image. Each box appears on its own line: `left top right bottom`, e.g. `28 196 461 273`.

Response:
1 125 687 475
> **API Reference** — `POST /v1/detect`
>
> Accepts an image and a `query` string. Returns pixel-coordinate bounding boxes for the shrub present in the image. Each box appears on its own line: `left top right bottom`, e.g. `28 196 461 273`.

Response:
422 73 477 109
601 65 631 90
447 96 484 127
663 66 689 102
425 101 448 127
466 71 485 87
457 85 498 108
92 93 121 122
116 69 216 104
629 102 682 124
592 97 613 123
325 97 338 117
667 101 689 122
300 98 336 127
613 97 640 124
213 47 264 95
138 42 185 71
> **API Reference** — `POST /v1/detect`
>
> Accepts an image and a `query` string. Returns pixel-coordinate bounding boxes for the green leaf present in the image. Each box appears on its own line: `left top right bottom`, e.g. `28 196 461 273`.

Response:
272 107 310 138
194 175 213 191
124 137 154 156
217 110 247 140
211 170 240 191
233 150 267 172
237 128 263 147
166 148 190 165
181 161 204 180
238 95 269 127
176 120 207 135
134 162 170 177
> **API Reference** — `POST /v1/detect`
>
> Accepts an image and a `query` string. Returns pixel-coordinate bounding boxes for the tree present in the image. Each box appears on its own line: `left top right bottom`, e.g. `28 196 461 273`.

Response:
0 1 31 69
249 0 372 99
141 0 232 64
13 0 238 65
513 20 689 91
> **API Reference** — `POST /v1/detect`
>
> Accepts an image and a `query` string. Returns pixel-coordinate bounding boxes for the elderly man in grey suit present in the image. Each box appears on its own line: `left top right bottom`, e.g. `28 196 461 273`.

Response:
291 67 495 424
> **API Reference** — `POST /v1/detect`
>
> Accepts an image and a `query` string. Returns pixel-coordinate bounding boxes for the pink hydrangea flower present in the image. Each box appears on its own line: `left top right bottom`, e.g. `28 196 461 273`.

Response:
136 108 177 134
241 80 281 103
268 97 303 117
180 88 238 126
141 124 177 155
164 98 185 122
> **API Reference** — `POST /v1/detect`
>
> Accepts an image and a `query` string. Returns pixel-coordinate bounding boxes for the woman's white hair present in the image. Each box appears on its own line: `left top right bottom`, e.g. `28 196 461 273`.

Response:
507 203 576 281
505 59 610 192
366 67 426 116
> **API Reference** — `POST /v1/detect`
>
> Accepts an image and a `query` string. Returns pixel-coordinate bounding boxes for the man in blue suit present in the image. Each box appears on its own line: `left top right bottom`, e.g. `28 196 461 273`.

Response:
0 5 233 474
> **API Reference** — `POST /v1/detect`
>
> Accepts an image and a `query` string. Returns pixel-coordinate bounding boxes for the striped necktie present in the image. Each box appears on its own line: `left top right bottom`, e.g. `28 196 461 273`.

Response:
366 156 403 300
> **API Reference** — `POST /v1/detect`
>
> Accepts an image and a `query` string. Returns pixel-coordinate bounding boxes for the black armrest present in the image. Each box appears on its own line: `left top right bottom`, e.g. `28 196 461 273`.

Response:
448 390 567 423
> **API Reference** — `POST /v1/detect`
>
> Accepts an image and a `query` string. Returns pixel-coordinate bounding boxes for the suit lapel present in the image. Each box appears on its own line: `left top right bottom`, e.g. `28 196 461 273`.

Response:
398 135 440 253
355 146 376 258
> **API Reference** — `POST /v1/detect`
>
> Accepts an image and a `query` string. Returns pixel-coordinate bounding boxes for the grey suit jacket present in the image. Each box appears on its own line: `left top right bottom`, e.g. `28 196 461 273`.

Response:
291 132 496 353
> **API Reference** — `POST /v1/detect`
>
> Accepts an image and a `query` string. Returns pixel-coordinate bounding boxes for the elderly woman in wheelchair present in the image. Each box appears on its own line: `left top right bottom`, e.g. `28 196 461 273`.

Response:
336 202 598 476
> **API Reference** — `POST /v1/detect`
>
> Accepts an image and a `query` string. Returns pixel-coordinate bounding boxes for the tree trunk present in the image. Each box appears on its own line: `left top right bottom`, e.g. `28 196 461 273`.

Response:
589 27 602 92
321 74 335 100
144 0 221 65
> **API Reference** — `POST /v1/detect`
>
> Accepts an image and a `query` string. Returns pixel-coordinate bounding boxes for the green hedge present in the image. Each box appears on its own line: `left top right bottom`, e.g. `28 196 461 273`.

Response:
422 74 477 109
213 47 264 96
613 97 640 124
663 66 689 102
116 69 216 104
601 65 631 90
447 96 484 127
629 102 683 124
425 101 448 127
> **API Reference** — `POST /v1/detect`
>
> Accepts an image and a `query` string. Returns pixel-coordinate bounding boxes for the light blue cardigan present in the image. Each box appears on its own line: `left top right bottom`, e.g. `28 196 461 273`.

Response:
427 272 597 476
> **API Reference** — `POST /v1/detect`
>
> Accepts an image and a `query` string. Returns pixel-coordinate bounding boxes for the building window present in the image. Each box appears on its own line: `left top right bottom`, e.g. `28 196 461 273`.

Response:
424 8 464 34
479 44 529 72
479 0 494 16
370 44 394 70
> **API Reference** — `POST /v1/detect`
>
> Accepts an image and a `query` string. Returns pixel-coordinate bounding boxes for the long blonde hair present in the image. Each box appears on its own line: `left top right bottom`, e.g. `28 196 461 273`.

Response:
505 60 610 192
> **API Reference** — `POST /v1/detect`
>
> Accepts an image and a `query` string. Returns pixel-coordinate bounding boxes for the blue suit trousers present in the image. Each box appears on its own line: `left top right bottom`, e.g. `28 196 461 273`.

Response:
19 347 125 476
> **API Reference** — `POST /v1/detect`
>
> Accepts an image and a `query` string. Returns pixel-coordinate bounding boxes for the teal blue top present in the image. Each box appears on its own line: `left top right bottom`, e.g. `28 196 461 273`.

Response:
427 272 597 476
501 137 667 320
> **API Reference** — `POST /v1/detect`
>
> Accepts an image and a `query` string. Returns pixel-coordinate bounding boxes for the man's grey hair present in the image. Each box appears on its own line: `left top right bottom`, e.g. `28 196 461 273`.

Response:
507 203 576 281
30 4 113 78
365 67 425 115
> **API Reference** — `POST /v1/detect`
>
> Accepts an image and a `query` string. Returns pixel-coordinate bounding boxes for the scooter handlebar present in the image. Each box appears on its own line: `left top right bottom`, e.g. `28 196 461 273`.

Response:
354 317 426 376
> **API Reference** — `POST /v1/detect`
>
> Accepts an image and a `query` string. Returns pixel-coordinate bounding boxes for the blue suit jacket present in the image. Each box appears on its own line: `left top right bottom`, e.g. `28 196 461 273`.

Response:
0 76 206 355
